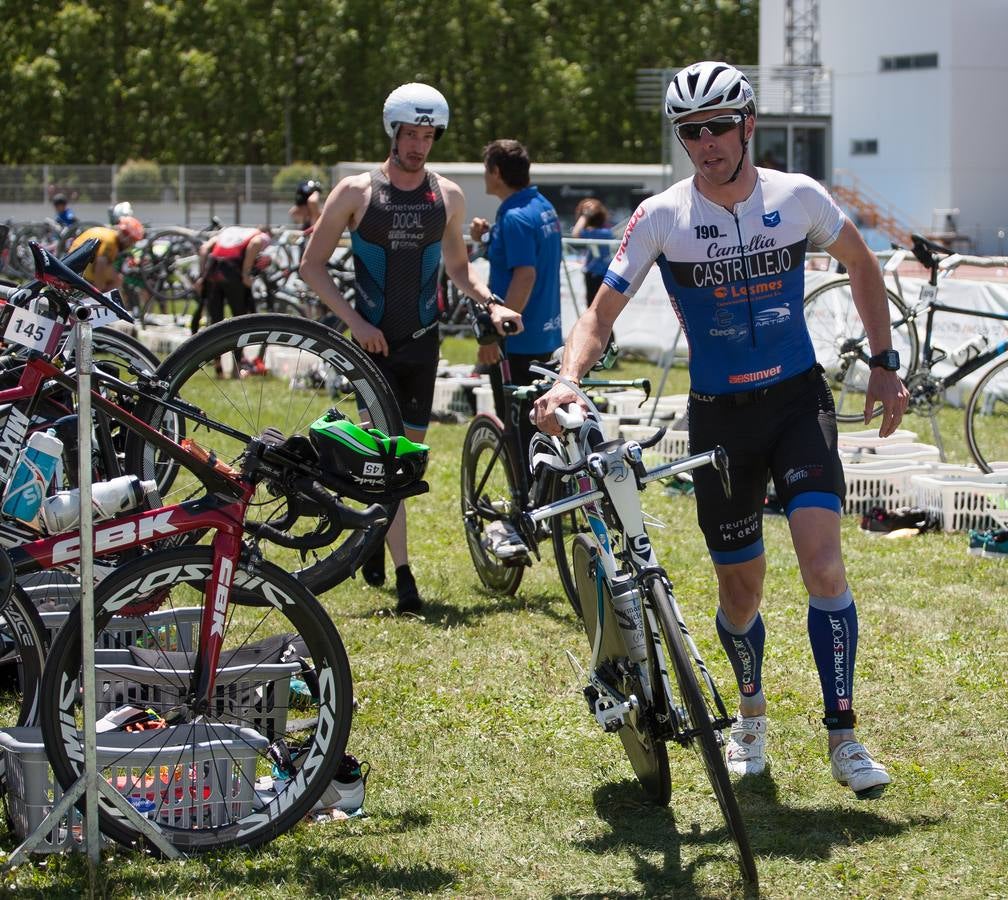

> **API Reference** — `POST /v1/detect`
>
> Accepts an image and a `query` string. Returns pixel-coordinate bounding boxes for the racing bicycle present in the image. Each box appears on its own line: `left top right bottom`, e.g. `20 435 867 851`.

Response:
459 298 649 611
804 233 1008 470
527 371 757 888
0 242 426 852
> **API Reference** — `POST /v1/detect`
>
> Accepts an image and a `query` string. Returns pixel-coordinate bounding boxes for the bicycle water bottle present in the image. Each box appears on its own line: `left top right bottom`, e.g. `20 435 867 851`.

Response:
949 334 989 367
609 575 647 664
1 430 64 528
40 474 158 534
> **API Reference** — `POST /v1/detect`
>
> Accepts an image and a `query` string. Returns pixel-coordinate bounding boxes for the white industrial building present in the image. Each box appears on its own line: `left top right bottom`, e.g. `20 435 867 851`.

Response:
757 0 1008 254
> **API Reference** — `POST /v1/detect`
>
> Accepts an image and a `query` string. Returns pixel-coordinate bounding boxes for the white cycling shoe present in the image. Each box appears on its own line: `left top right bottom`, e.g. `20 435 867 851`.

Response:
830 739 891 799
725 712 768 776
482 520 529 560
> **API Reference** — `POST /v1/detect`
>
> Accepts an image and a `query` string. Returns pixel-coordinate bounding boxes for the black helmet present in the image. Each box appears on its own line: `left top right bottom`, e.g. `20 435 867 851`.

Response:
309 411 428 493
295 180 322 205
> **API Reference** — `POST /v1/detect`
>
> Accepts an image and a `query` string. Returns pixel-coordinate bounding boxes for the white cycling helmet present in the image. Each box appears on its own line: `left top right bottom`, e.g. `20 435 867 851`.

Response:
382 83 450 140
664 61 755 124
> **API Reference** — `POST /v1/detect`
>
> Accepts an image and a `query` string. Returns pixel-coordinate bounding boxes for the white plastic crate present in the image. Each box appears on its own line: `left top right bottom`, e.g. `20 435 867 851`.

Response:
93 648 300 740
836 428 917 450
911 472 1008 532
39 606 202 651
842 461 921 515
473 385 495 416
599 390 649 418
0 724 268 852
619 424 691 464
431 377 476 417
870 442 942 461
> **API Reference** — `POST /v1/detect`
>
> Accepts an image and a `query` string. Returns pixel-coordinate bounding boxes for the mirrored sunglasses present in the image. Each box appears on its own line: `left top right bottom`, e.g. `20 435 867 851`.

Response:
675 114 744 141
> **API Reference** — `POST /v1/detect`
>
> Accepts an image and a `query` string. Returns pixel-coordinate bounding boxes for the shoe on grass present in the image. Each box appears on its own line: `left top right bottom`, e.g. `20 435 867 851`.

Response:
830 739 891 799
361 543 385 587
725 711 767 776
395 565 422 614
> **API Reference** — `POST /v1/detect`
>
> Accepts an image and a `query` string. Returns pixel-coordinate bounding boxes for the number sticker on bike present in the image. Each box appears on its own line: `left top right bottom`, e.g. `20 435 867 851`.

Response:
3 306 55 352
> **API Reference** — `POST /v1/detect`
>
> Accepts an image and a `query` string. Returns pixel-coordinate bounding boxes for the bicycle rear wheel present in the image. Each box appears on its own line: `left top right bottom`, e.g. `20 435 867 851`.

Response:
460 414 525 594
803 278 918 422
572 535 670 804
38 546 353 853
646 575 757 887
123 315 404 594
0 585 48 731
139 229 201 303
965 355 1008 473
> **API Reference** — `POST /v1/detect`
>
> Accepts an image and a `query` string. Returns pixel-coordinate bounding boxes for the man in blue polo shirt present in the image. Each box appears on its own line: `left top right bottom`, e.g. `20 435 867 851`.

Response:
470 138 562 457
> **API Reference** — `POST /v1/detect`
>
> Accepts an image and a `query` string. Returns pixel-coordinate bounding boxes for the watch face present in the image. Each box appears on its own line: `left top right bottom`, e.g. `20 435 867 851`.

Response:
871 349 899 370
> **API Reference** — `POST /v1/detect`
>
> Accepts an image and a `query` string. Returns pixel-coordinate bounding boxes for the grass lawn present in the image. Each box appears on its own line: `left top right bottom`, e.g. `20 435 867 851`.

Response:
2 338 1006 898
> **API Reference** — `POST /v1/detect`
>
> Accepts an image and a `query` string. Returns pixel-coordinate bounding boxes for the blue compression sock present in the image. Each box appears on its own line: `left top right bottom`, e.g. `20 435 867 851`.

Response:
716 608 765 706
807 588 858 719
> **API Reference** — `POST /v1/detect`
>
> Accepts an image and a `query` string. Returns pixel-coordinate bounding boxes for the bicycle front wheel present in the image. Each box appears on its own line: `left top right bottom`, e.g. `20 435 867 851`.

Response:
39 546 353 853
124 314 404 594
545 470 589 616
572 535 670 804
965 355 1008 473
803 278 918 421
460 414 525 594
646 575 757 887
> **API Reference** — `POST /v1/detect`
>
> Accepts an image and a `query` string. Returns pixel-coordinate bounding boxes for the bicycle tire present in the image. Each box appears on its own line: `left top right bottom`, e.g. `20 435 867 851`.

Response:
545 470 589 616
0 585 48 730
139 229 201 303
803 278 918 422
38 546 353 853
647 576 758 887
9 222 61 277
123 314 403 594
965 355 1008 473
572 535 671 804
460 413 525 594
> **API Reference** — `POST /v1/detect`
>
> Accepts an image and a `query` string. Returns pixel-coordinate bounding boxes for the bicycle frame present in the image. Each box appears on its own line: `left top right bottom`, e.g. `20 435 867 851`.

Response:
527 370 732 737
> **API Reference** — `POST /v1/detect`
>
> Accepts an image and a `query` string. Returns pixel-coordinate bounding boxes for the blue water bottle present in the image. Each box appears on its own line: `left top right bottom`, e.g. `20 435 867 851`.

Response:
1 430 64 528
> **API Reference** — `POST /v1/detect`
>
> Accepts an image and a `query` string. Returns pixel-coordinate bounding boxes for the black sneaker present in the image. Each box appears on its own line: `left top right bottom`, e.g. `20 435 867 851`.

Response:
395 565 422 614
362 543 385 587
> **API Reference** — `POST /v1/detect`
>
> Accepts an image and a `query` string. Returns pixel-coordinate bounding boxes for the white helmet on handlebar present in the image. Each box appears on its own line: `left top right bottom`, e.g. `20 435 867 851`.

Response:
664 61 755 124
382 83 450 140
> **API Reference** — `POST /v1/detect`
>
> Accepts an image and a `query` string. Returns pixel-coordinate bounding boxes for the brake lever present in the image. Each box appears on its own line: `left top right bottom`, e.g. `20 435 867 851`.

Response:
713 445 731 499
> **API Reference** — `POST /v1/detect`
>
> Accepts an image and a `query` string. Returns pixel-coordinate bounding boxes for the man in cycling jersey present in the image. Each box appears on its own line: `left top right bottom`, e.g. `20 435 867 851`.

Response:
195 224 272 335
533 61 909 800
301 83 521 614
289 180 323 230
51 193 77 229
68 216 146 292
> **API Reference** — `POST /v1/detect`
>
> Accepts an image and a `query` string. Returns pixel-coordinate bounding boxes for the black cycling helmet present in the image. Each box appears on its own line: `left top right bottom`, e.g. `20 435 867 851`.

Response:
309 411 428 493
295 180 322 205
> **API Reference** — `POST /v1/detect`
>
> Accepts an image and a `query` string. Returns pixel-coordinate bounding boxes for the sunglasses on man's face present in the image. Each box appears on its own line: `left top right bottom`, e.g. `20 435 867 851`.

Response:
675 114 744 142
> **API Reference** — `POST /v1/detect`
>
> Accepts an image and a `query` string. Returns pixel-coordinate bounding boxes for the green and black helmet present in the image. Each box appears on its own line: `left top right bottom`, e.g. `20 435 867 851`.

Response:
309 410 429 493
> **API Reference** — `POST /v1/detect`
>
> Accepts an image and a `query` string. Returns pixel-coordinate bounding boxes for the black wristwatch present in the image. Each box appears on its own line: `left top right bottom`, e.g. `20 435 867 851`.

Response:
868 349 900 371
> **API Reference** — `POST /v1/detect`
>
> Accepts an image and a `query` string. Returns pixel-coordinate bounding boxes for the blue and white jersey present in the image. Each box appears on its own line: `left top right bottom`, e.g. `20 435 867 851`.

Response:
604 169 845 395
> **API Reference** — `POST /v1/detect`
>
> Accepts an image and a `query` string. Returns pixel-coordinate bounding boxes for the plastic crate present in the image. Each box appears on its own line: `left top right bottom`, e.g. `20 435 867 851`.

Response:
841 461 921 515
870 442 942 461
39 606 202 652
836 428 917 450
911 472 1008 532
619 424 691 464
473 385 495 416
93 648 299 739
431 376 481 417
0 724 268 852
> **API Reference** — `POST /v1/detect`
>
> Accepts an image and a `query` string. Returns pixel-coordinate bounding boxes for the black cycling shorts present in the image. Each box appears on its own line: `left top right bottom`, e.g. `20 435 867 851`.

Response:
365 328 439 432
688 364 845 566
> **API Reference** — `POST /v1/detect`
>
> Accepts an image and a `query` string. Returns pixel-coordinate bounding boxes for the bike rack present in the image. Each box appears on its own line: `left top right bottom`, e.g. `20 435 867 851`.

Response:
5 309 180 868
